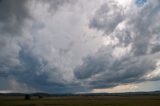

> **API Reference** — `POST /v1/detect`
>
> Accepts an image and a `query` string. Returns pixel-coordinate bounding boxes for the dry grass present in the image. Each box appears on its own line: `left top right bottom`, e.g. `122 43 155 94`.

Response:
0 95 160 106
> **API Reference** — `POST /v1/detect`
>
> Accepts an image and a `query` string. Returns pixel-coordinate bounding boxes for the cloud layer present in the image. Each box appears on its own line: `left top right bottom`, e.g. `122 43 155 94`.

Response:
0 0 160 93
75 0 160 90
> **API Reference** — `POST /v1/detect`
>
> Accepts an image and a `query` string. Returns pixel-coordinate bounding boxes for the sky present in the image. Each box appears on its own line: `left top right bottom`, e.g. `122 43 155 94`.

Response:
0 0 160 94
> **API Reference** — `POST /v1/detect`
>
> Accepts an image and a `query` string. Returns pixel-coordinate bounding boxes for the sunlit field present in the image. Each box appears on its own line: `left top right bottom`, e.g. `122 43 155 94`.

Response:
1 95 160 106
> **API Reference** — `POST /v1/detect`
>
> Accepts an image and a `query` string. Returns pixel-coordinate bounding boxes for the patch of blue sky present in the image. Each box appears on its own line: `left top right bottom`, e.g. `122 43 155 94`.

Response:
135 0 147 7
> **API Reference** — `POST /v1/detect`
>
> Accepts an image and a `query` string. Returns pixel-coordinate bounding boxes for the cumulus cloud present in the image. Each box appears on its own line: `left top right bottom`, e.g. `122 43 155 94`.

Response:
89 1 124 35
41 0 75 12
1 0 160 93
0 0 30 35
0 0 102 93
0 0 30 79
74 0 160 90
0 0 81 93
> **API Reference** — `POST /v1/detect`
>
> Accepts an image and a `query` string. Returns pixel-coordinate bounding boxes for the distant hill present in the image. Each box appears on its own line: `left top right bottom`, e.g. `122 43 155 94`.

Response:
0 91 160 97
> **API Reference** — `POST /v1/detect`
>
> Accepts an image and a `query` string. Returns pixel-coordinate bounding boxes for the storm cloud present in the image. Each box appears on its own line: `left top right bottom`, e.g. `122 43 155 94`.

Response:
75 0 160 89
0 0 160 93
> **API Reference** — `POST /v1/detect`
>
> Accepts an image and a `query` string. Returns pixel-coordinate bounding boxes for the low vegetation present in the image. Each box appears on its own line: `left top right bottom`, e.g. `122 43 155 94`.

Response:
0 95 160 106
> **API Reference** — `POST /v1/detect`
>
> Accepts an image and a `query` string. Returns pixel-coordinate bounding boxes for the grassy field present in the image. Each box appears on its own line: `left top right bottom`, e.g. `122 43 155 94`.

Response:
0 95 160 106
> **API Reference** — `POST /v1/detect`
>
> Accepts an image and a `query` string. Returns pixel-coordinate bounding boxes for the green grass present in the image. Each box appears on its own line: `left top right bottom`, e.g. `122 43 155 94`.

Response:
0 95 160 106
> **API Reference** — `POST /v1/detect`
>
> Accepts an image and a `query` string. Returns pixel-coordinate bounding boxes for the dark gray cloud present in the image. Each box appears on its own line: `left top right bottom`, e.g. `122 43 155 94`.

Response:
1 44 86 93
89 1 124 35
0 0 31 78
1 0 160 93
0 0 79 93
0 0 92 93
75 46 159 89
41 0 75 12
74 0 160 90
0 0 31 36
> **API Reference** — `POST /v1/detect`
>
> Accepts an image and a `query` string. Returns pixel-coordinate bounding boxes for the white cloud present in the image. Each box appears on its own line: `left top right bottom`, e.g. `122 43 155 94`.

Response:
1 0 160 93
